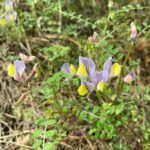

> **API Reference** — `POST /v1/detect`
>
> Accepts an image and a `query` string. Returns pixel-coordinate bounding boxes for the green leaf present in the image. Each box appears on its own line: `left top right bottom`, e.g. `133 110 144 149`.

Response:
35 118 45 125
45 119 57 125
43 142 53 150
33 129 43 138
79 111 87 121
92 106 99 114
35 118 57 126
32 140 42 149
89 128 97 135
115 104 124 115
45 129 58 140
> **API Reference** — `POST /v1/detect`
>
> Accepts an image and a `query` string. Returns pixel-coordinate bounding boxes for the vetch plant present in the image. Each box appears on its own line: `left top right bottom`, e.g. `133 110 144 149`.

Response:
61 56 122 96
0 0 17 27
8 60 26 81
61 63 76 78
5 0 17 23
7 53 37 82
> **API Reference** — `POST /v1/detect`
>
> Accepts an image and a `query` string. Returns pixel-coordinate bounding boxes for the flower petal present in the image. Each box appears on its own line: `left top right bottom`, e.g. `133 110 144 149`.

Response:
69 64 76 76
110 63 121 77
0 19 6 26
14 71 25 81
124 71 136 83
7 63 14 77
77 63 88 78
124 74 132 83
79 56 95 78
130 22 137 42
19 53 35 63
97 80 105 92
61 63 70 74
5 0 13 12
5 11 17 22
14 60 25 76
103 56 112 74
102 70 109 83
129 71 136 78
91 70 108 86
81 80 95 94
91 71 103 86
78 85 88 96
88 32 98 43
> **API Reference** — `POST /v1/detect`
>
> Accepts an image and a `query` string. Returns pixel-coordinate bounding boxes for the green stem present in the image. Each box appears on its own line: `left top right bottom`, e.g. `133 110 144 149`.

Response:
116 44 133 98
96 91 102 105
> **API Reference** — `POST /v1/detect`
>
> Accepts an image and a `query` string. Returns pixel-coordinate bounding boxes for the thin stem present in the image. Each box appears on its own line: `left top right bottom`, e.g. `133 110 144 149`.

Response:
96 91 102 105
116 44 133 98
42 124 48 148
53 87 63 114
58 0 62 33
137 25 150 37
0 140 34 149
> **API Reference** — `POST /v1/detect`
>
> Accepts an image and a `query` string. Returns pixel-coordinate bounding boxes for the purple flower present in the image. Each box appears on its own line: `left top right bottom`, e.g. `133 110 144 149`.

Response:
103 56 112 75
81 80 95 94
91 70 108 86
14 60 26 81
79 56 95 79
124 71 136 83
61 63 76 79
90 56 112 92
61 63 70 74
130 22 137 43
5 11 17 23
19 53 35 63
5 0 14 12
78 80 95 96
88 32 98 43
91 56 112 85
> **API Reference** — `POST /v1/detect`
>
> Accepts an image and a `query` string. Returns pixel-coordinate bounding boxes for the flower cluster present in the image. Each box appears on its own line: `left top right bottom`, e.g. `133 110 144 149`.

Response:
7 53 36 82
61 56 123 96
0 0 17 27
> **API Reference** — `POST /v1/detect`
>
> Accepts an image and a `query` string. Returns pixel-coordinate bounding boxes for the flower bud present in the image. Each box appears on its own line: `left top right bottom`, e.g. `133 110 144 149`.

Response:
19 53 35 63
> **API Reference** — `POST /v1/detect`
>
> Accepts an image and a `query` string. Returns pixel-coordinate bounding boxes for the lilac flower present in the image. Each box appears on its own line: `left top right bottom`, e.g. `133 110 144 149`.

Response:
6 11 17 22
13 60 26 81
5 0 17 24
103 56 112 75
90 57 112 92
91 56 112 85
61 63 70 74
124 71 136 83
78 80 95 96
88 32 98 43
5 0 14 12
81 80 95 94
61 63 76 77
77 56 95 79
130 22 137 43
19 53 35 63
91 70 109 86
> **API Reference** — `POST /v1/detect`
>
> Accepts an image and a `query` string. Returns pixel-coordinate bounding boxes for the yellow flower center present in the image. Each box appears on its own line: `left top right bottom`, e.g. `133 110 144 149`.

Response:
78 85 88 96
0 19 6 26
69 64 76 76
97 80 105 92
7 64 15 77
110 63 121 77
77 63 88 78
